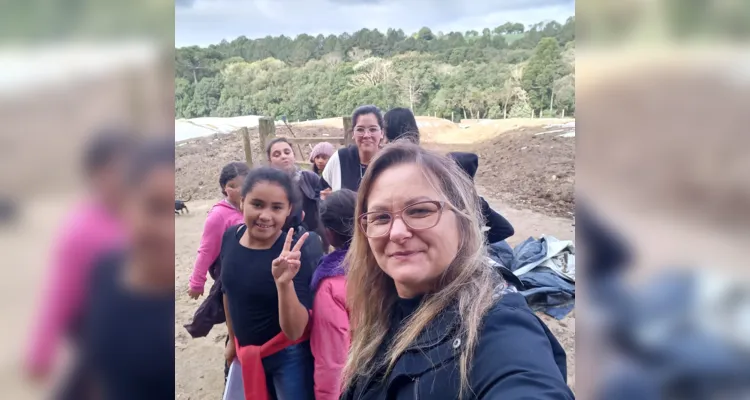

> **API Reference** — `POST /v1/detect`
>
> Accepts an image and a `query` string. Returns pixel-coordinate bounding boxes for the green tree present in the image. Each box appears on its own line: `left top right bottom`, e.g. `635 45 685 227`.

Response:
174 18 575 120
521 38 564 113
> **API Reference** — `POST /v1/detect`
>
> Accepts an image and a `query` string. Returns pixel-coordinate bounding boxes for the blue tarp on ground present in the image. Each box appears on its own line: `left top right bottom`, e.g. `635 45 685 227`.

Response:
488 236 576 319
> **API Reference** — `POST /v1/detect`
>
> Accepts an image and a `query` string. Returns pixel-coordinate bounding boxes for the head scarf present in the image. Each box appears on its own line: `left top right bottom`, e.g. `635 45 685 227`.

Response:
309 142 336 163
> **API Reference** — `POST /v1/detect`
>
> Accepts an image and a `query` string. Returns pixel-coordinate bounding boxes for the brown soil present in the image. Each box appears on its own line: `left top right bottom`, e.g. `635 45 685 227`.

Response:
424 126 575 219
177 124 575 219
471 126 575 218
175 125 343 200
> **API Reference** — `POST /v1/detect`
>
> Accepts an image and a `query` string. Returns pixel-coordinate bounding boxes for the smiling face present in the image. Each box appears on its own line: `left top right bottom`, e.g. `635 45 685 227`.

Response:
268 141 296 173
365 162 460 298
240 181 292 245
353 113 383 156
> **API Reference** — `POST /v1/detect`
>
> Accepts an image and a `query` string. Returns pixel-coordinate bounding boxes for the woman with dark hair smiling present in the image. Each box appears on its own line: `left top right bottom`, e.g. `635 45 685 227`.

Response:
321 105 384 194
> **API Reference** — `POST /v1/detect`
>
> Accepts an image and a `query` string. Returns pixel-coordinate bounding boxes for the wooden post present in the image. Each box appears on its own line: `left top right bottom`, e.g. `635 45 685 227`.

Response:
258 117 276 165
342 116 353 146
451 111 454 122
562 109 565 118
239 127 254 167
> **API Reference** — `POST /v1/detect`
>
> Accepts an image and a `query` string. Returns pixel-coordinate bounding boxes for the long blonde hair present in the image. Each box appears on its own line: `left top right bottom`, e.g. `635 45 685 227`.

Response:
342 141 502 398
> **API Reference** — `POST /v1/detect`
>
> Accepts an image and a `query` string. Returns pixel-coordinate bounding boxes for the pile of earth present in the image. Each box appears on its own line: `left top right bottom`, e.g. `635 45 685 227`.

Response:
175 125 344 201
432 125 575 218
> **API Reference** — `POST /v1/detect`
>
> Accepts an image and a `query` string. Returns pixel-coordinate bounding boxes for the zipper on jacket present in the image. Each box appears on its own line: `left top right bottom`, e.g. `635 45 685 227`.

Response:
412 376 420 400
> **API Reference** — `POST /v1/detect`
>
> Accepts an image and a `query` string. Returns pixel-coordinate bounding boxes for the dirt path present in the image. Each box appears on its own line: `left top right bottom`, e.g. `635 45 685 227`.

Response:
174 198 576 399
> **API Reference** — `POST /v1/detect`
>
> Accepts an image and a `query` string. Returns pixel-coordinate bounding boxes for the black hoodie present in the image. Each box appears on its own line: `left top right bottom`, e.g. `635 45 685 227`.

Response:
447 152 515 243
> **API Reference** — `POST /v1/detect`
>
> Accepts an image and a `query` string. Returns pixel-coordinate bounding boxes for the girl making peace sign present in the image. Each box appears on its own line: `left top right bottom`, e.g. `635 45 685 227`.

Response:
221 167 322 400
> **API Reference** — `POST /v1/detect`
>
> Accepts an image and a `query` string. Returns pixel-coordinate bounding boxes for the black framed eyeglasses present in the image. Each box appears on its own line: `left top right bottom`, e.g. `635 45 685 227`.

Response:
359 200 447 238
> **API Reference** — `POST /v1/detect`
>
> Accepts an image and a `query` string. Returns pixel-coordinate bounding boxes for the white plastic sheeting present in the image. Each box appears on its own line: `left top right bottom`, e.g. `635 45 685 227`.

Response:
175 115 265 142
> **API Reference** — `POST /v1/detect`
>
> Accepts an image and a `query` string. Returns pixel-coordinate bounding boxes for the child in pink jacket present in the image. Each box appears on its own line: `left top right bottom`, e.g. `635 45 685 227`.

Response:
25 131 133 382
187 162 249 299
310 189 356 400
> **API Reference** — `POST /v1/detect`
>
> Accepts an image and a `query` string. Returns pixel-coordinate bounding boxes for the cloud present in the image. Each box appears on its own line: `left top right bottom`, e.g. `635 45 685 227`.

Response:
176 0 574 47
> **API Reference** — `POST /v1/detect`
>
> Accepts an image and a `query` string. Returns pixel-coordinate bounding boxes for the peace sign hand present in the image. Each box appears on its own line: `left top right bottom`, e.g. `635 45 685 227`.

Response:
272 228 309 285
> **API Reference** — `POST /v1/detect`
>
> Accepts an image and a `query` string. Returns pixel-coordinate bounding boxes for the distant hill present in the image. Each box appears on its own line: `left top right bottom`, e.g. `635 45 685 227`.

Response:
175 17 575 122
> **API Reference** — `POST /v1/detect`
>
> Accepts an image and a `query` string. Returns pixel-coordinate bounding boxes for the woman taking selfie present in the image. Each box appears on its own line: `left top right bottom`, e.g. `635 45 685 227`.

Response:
341 142 573 400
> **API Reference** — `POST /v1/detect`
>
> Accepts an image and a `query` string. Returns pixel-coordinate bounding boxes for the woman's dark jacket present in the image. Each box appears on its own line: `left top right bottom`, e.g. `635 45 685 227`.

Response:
293 169 328 251
341 292 574 400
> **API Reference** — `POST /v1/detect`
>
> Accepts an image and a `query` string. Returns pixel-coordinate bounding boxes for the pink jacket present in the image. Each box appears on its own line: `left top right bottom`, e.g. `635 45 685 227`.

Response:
188 200 243 291
310 275 349 400
26 199 124 375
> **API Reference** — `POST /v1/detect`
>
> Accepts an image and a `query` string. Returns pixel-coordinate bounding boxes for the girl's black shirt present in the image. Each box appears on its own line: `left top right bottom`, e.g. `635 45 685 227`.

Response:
221 224 319 347
80 252 175 400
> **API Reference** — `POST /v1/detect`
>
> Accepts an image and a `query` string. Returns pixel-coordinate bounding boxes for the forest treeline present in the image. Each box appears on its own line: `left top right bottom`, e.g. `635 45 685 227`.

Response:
176 17 575 121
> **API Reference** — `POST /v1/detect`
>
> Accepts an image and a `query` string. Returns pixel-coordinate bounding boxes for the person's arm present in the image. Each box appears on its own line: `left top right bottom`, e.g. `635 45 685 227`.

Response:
223 293 234 343
25 229 92 378
481 197 514 244
277 283 310 341
311 280 350 400
471 296 573 399
321 151 341 192
189 211 226 291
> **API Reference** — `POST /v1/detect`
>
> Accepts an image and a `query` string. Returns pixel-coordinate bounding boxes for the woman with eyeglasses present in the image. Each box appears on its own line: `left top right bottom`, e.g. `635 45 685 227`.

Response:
340 142 574 400
320 105 384 197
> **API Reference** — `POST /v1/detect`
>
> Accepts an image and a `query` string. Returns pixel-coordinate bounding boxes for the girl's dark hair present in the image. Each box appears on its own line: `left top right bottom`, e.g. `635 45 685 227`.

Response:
83 128 136 176
352 105 384 130
266 137 293 159
219 162 251 196
320 189 357 246
384 107 420 144
241 167 299 207
126 138 174 187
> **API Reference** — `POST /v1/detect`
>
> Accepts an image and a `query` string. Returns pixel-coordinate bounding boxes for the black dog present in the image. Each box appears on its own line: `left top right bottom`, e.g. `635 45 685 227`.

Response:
175 194 192 215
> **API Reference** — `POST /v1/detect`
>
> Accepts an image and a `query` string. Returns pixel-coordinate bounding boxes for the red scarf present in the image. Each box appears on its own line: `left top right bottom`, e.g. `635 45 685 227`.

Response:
235 321 311 400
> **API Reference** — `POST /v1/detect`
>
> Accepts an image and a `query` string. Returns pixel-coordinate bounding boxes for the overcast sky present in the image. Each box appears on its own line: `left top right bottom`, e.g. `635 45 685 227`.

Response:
176 0 575 47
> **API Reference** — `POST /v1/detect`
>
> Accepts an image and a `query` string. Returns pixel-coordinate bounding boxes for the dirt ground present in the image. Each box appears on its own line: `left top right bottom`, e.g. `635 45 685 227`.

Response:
175 119 576 398
448 125 575 218
177 121 575 218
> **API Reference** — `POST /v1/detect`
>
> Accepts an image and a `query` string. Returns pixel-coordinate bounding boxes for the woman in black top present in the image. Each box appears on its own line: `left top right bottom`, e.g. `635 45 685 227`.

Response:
341 142 572 400
221 167 321 400
78 138 176 400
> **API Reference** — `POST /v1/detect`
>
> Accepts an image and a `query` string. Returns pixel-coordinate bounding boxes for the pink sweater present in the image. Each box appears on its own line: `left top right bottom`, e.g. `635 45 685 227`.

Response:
188 200 243 291
310 275 350 400
26 199 124 375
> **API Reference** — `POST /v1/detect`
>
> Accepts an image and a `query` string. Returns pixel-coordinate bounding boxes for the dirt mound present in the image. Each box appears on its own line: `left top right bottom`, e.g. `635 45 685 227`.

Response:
426 118 575 145
452 126 575 218
294 118 343 128
175 125 345 201
176 123 575 219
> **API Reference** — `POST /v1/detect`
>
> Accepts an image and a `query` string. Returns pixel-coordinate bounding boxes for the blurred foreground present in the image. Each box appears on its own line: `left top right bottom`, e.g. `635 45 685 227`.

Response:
577 1 750 399
0 5 173 393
